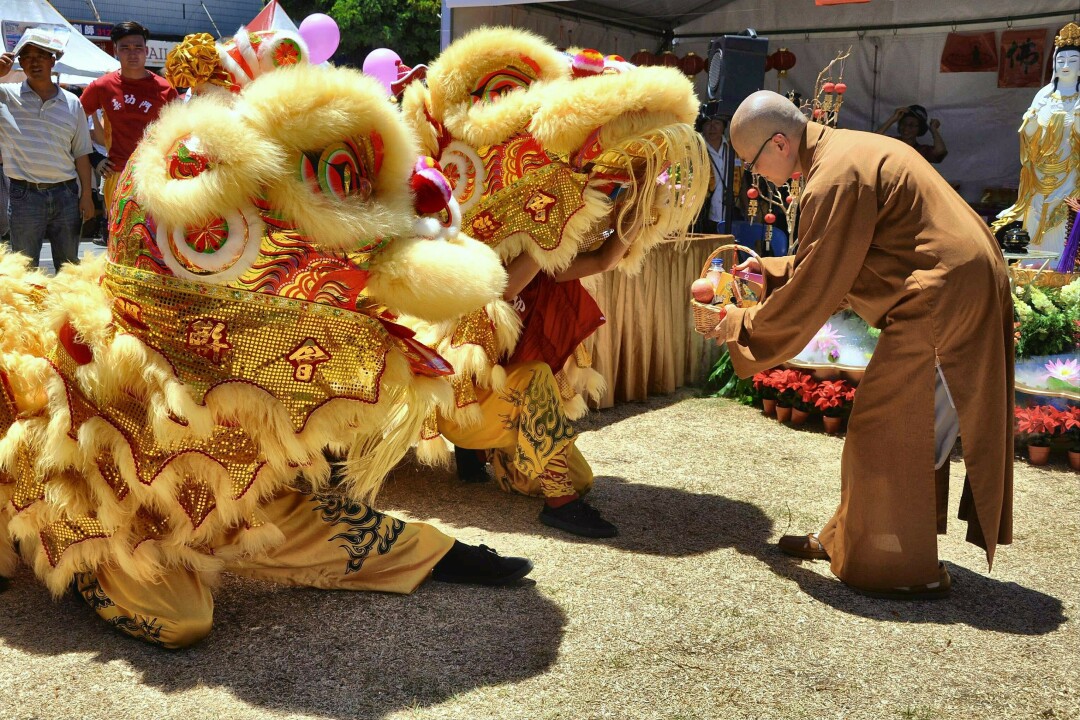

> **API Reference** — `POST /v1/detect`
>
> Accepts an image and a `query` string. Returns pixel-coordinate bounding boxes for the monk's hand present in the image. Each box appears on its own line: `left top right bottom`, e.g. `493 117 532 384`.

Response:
704 304 736 341
733 257 762 275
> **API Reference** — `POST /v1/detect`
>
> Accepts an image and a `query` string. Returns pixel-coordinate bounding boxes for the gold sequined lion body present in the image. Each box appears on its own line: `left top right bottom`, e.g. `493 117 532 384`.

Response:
398 28 709 458
0 29 507 595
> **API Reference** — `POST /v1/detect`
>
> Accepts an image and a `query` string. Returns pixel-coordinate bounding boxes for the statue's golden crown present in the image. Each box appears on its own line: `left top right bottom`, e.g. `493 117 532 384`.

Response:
1055 22 1080 49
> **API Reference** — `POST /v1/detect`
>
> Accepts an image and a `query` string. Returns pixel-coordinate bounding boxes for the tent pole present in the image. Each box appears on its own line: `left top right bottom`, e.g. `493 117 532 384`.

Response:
83 0 101 22
199 1 224 39
675 9 1077 40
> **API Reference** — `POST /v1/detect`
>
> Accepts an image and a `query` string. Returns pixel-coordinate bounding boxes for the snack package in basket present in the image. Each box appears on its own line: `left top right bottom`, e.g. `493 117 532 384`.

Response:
714 270 762 308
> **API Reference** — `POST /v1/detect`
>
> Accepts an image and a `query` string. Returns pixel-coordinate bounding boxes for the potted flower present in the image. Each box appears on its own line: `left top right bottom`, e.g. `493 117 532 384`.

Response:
790 374 818 426
1014 405 1062 465
1061 406 1080 471
772 369 797 422
773 369 811 423
813 379 855 434
753 370 780 416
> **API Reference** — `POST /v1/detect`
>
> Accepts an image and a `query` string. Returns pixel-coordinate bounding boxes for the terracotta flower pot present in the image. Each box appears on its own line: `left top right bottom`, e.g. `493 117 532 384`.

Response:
1069 450 1080 471
1027 444 1051 466
823 415 844 434
790 408 810 426
776 405 792 422
762 398 776 416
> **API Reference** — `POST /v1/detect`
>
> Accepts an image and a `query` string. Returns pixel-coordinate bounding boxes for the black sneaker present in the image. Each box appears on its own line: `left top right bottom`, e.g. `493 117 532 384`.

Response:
539 499 618 538
431 541 533 585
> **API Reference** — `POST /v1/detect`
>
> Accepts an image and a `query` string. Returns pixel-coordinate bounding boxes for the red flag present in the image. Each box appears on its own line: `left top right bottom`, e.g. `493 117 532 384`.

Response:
940 32 998 72
998 28 1049 88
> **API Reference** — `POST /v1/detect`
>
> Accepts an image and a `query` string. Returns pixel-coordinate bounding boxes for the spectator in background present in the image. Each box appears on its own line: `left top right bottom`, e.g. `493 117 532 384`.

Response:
79 21 176 213
0 149 8 240
0 31 94 270
700 115 731 233
875 105 948 164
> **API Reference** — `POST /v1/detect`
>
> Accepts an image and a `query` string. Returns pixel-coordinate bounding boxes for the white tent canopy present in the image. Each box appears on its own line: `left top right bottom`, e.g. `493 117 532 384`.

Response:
1 0 118 85
448 0 1079 200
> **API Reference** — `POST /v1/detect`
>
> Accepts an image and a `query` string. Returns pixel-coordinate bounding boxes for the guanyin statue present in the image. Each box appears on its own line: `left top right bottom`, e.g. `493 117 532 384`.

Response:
993 22 1080 269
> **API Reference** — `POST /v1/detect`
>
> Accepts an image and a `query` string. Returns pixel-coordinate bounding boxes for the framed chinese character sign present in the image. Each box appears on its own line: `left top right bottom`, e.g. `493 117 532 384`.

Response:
941 31 998 73
999 28 1049 88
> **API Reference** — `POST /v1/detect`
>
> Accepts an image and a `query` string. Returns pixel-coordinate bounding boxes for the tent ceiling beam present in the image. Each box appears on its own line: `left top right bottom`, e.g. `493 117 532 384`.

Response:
675 9 1079 40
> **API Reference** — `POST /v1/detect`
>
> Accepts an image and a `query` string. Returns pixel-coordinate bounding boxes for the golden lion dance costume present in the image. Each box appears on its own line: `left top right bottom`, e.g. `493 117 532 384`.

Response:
0 29 518 647
399 28 708 526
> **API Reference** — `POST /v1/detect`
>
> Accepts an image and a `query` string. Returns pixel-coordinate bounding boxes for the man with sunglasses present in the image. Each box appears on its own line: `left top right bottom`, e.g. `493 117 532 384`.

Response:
710 90 1014 601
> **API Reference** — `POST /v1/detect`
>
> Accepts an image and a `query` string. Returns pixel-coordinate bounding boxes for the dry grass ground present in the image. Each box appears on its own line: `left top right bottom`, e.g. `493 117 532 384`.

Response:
1 389 1077 720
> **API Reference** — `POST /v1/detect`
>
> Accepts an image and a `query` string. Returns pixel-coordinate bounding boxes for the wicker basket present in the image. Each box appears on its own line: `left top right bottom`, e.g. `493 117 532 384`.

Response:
1010 266 1078 289
691 244 763 335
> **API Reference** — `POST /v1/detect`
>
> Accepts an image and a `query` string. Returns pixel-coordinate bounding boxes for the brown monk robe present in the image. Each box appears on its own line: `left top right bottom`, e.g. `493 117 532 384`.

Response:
716 91 1013 595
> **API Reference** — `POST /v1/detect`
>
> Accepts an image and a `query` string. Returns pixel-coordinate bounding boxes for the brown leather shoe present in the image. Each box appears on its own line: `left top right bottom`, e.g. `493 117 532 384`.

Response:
844 561 952 601
777 533 830 560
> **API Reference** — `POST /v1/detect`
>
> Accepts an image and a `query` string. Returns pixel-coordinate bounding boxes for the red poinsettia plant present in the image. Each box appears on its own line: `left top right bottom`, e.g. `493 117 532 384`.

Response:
812 379 857 417
1060 406 1080 452
772 369 816 410
1014 405 1064 447
752 369 782 401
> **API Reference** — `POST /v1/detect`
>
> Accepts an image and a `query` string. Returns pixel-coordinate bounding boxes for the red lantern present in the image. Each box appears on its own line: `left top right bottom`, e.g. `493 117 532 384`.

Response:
630 49 655 66
764 54 775 72
769 48 797 76
678 52 706 76
658 51 679 68
764 212 777 224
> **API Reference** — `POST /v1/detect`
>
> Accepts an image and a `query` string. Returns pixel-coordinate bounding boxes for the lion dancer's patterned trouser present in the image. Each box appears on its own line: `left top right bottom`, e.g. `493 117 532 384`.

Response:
439 361 594 499
74 488 454 649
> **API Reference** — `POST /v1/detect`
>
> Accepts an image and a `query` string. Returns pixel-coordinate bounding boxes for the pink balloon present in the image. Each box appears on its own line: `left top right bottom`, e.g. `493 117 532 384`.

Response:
299 13 340 64
363 48 402 95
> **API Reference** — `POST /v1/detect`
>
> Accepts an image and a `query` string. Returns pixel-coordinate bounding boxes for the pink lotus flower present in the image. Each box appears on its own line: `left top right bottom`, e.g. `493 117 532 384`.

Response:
1042 358 1080 385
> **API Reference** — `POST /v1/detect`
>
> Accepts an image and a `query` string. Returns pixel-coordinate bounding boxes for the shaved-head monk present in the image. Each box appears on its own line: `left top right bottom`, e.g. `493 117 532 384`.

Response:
713 90 1014 599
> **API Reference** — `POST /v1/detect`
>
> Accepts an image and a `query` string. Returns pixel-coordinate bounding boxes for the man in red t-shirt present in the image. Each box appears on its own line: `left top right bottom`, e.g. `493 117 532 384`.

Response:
80 21 177 212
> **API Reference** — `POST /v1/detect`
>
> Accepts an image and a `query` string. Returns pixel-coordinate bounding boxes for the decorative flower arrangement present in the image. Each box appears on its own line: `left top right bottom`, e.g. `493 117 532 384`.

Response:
812 379 857 417
1013 280 1080 359
1014 405 1064 447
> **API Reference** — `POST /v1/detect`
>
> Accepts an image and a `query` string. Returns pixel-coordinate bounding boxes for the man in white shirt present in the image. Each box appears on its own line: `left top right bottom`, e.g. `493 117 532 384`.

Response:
0 31 94 270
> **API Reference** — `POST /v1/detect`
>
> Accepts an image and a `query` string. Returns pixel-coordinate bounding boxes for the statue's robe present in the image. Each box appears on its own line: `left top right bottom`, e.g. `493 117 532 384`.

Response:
721 122 1014 590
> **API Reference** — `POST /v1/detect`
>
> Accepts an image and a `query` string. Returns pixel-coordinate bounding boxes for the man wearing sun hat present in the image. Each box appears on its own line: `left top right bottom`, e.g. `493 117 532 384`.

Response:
0 27 94 270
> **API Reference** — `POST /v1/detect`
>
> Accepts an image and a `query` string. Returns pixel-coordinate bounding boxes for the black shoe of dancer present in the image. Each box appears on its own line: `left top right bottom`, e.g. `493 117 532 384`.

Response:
454 445 489 483
539 498 618 538
431 541 533 585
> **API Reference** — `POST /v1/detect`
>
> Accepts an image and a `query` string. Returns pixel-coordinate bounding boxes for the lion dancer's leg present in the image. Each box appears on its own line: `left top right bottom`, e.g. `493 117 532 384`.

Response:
224 486 531 591
74 487 532 649
74 567 214 649
441 361 616 538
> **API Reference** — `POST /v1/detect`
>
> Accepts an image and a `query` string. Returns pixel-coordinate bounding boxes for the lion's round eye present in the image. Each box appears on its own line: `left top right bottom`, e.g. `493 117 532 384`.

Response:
469 63 537 105
299 138 373 201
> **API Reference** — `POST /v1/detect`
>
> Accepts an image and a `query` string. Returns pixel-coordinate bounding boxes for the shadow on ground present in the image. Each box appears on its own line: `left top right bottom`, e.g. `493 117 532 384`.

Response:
1 565 564 719
573 389 697 431
384 467 1066 637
